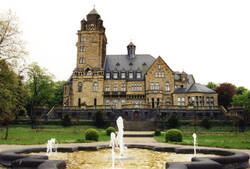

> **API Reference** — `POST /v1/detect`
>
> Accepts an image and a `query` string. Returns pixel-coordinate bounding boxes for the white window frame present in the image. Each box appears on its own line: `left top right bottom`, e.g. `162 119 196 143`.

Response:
79 46 85 52
121 84 126 91
121 100 126 106
136 72 141 79
155 82 159 90
150 82 154 90
129 72 133 79
93 82 98 91
106 100 110 105
165 82 170 91
113 72 118 79
105 85 110 91
113 84 118 91
106 72 110 79
121 72 126 79
79 57 85 64
80 36 86 42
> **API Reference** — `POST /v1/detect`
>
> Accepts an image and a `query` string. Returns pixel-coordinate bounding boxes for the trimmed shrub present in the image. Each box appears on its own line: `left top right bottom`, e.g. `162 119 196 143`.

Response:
61 114 72 127
200 118 211 129
106 127 116 136
93 111 105 128
154 129 161 136
165 129 182 142
166 114 179 129
85 128 99 141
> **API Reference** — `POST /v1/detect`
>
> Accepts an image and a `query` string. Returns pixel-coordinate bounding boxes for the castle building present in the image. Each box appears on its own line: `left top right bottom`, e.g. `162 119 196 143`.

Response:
63 8 218 121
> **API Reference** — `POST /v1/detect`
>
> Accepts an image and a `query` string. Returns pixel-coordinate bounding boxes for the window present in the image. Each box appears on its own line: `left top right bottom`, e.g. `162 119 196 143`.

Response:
175 85 177 89
93 82 98 91
161 72 165 77
106 73 110 79
113 100 118 108
79 57 85 64
137 84 142 91
150 83 154 90
129 72 133 79
105 85 110 91
113 72 118 79
79 46 85 52
94 98 97 107
78 82 82 92
121 72 126 79
113 84 118 91
80 36 86 42
132 84 136 91
78 98 81 107
211 97 214 106
136 72 141 79
177 97 181 105
121 100 126 106
86 70 92 75
165 82 170 91
182 97 185 106
121 84 126 91
158 64 161 69
206 97 210 106
155 72 159 78
106 100 110 105
155 82 159 90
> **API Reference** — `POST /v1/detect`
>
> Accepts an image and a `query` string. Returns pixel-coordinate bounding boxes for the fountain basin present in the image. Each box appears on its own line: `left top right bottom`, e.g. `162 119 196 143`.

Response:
0 144 248 169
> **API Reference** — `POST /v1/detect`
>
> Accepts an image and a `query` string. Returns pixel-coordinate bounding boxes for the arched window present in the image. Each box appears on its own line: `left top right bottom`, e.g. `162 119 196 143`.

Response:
78 82 82 92
78 98 81 107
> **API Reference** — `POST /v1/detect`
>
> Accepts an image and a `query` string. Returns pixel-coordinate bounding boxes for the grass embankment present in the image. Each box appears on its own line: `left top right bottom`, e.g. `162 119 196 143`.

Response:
154 126 250 149
0 125 110 145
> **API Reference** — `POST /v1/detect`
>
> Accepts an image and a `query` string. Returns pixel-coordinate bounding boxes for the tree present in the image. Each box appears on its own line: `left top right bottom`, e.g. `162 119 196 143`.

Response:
214 83 236 108
206 82 217 90
26 63 55 128
0 10 26 68
0 60 19 139
232 90 250 120
50 81 66 107
236 86 248 95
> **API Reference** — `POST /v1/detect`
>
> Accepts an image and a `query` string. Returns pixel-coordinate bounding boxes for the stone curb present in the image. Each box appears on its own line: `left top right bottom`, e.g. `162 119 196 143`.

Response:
0 145 248 169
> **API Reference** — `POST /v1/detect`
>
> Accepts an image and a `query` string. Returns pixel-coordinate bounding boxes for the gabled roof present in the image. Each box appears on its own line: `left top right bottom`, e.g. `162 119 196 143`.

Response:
146 56 173 75
104 54 155 79
174 83 216 94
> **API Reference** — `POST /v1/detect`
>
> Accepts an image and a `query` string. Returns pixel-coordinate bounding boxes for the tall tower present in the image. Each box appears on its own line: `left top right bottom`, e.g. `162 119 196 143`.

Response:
76 8 107 69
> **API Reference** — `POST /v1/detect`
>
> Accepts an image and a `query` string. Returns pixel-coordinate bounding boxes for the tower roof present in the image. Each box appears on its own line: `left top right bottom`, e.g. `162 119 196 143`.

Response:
128 42 135 46
88 8 99 15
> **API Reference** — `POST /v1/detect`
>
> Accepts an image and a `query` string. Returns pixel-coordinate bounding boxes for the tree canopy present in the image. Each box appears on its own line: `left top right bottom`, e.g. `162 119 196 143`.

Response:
214 83 236 108
206 82 217 90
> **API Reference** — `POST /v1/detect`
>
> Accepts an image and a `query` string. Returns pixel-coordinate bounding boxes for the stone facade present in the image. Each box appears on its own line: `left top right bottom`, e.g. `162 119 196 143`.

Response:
63 8 219 120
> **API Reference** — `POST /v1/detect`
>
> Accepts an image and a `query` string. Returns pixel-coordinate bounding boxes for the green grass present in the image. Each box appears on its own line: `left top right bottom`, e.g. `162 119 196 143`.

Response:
0 125 110 145
154 126 250 149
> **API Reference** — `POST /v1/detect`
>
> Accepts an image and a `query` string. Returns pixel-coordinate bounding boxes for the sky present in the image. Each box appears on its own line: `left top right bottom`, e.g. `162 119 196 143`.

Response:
1 0 250 89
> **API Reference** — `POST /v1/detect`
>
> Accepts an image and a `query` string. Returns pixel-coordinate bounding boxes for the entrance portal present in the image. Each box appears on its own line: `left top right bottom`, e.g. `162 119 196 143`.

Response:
134 111 139 121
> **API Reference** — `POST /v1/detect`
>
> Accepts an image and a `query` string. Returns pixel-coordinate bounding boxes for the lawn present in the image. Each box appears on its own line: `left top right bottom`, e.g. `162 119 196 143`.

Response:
154 126 250 149
0 125 110 145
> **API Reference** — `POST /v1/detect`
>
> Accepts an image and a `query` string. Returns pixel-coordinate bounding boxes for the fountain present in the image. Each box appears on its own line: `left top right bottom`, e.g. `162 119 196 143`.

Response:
46 138 57 156
116 116 126 157
109 132 117 169
192 133 197 157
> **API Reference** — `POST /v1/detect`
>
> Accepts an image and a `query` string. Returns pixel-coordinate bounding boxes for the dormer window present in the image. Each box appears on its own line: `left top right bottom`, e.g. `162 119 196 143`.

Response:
129 72 133 79
136 72 141 79
113 72 118 79
80 46 85 52
106 72 110 79
121 72 126 79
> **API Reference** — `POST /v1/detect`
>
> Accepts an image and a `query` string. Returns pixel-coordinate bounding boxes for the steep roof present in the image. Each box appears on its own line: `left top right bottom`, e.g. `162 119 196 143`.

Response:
88 8 99 15
174 83 216 94
104 54 155 79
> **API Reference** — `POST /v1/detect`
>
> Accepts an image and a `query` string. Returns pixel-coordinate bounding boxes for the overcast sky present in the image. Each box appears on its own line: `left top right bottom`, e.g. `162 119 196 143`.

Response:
1 0 250 89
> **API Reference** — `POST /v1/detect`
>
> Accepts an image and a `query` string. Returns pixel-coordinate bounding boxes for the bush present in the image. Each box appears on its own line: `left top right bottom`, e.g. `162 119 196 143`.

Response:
154 129 161 136
61 114 72 127
166 114 179 129
93 111 105 128
165 129 182 142
200 118 211 129
85 128 99 141
106 127 116 136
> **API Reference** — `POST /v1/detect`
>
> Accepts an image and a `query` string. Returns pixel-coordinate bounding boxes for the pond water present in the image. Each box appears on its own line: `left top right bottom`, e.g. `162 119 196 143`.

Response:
31 148 219 169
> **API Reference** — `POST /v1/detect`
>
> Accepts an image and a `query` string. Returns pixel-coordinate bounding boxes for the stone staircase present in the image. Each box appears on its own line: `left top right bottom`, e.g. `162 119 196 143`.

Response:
124 121 156 131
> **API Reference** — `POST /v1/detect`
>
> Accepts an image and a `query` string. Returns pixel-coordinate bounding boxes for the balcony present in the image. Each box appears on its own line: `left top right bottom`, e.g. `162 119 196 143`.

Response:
104 91 126 97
